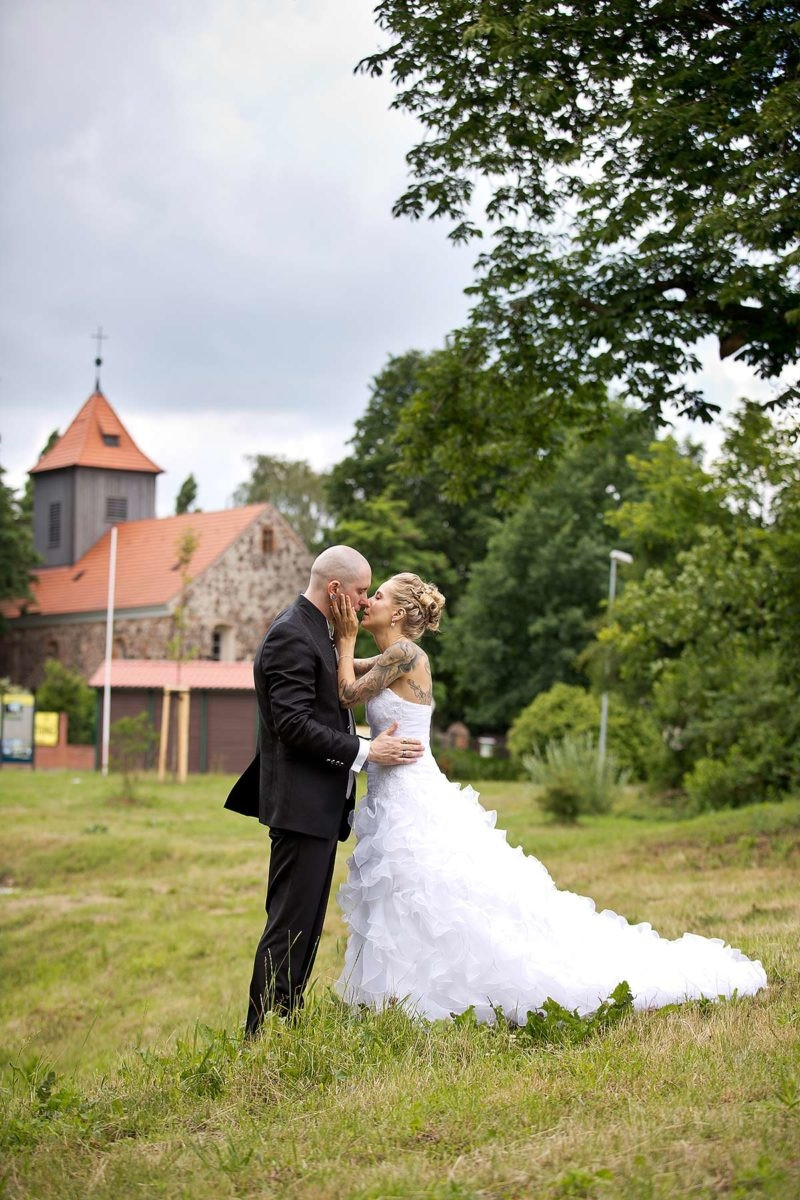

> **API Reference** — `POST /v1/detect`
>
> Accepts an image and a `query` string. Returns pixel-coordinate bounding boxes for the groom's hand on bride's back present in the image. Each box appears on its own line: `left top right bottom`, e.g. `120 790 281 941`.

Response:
368 721 424 766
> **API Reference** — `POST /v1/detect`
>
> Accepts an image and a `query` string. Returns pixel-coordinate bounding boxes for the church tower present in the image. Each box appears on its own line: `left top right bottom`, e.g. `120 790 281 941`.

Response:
30 390 163 567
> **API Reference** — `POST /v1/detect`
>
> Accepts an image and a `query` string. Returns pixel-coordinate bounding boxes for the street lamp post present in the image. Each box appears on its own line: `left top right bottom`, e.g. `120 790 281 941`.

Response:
598 549 634 772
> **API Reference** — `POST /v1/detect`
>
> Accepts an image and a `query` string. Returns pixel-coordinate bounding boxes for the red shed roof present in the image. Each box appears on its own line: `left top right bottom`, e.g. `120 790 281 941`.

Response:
4 505 273 617
89 659 254 690
30 391 163 475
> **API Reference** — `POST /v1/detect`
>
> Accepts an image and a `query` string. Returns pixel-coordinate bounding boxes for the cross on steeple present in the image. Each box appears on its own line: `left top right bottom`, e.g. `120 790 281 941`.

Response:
92 325 109 390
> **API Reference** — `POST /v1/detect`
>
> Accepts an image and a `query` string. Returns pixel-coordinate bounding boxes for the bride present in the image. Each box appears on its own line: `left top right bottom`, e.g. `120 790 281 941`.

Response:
330 573 766 1023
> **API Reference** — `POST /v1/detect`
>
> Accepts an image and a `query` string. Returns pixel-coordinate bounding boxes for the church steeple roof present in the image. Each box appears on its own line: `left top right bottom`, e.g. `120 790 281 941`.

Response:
29 391 163 476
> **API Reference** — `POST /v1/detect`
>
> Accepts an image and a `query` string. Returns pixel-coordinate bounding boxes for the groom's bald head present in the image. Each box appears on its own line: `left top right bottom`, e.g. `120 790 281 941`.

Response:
310 545 370 588
305 545 372 616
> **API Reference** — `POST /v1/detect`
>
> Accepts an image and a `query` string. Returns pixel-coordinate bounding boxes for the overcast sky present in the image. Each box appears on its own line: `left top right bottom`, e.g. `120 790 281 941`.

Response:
0 1 782 517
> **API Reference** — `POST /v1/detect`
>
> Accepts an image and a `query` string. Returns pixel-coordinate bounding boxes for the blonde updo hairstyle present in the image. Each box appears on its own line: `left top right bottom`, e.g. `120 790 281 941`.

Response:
389 573 446 642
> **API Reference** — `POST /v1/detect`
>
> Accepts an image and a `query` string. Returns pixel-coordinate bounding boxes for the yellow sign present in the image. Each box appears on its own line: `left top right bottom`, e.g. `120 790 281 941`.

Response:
35 711 60 747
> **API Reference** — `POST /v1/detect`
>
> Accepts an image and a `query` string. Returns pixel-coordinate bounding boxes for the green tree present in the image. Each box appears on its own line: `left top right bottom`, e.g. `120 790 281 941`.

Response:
234 455 331 549
443 404 655 728
174 474 199 515
509 682 661 782
508 683 601 759
327 349 505 718
110 713 158 802
327 352 428 511
328 350 501 590
607 437 731 573
35 659 96 744
596 404 800 802
361 1 800 495
166 529 200 666
713 399 800 523
0 465 37 624
603 532 800 799
770 456 800 678
333 496 449 589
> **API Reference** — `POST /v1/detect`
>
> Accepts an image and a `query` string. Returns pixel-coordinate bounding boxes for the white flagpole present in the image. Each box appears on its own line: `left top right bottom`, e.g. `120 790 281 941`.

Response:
101 525 118 776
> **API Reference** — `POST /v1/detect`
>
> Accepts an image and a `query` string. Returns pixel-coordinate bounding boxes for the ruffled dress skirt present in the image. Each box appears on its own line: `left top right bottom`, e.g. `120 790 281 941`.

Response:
335 691 767 1022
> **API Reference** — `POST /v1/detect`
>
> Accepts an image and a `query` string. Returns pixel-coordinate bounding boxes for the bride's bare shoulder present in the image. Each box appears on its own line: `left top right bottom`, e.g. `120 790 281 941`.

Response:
381 637 423 660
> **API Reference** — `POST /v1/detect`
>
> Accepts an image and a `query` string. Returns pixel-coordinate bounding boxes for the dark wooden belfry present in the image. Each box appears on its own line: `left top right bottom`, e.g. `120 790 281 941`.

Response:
28 335 163 567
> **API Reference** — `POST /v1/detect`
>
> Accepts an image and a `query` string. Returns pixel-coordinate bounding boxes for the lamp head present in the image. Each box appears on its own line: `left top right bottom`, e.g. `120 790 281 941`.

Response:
610 549 634 565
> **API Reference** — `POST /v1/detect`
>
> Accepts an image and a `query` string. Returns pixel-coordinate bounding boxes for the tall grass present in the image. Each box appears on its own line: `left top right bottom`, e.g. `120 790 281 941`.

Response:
1 770 798 1198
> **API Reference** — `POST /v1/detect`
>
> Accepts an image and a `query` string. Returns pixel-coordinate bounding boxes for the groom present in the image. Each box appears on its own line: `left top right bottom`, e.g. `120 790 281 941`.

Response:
225 544 424 1035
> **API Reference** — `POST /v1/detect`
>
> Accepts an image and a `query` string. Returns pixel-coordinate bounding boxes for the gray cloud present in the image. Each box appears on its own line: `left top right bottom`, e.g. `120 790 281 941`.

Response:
0 0 476 511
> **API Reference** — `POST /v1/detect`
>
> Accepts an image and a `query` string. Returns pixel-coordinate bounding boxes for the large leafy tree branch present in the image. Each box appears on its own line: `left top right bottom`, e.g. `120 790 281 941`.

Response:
590 405 800 796
327 350 506 717
361 1 800 440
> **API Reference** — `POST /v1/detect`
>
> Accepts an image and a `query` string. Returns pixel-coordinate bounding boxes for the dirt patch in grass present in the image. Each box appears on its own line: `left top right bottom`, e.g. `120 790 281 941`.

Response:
2 891 123 916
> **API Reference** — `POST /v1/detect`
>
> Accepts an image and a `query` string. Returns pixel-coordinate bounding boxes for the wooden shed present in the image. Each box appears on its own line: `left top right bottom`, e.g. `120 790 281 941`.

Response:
89 659 257 775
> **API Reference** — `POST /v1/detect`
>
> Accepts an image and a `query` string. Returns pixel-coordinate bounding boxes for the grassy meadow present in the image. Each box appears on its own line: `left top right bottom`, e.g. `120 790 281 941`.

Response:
1 768 798 1199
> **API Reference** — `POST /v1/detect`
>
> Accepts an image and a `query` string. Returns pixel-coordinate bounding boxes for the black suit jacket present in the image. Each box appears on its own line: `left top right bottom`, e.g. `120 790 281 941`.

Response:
225 595 360 841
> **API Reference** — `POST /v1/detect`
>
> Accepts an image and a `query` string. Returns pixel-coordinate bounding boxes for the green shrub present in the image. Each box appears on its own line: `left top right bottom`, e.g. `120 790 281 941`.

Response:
508 683 659 781
655 650 800 803
683 748 783 812
508 684 599 760
432 744 525 781
605 703 667 783
35 659 96 744
523 733 627 823
110 714 158 802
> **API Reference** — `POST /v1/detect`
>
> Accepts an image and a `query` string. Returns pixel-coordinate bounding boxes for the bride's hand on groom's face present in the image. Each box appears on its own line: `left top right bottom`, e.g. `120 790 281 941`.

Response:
330 592 359 641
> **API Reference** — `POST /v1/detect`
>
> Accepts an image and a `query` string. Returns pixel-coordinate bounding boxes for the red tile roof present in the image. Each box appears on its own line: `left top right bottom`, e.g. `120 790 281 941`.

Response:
30 391 163 475
5 505 272 617
88 659 254 690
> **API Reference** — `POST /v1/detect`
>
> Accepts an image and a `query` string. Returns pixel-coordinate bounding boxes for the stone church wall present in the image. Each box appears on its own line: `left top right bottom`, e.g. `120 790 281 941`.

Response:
0 614 175 691
175 506 312 662
0 507 312 689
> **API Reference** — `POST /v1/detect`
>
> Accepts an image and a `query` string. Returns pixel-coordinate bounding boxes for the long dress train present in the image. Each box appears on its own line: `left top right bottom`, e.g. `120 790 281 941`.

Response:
335 690 767 1022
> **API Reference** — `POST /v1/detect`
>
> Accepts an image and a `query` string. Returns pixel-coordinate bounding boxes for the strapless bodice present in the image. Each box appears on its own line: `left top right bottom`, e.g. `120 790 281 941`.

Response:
366 689 432 747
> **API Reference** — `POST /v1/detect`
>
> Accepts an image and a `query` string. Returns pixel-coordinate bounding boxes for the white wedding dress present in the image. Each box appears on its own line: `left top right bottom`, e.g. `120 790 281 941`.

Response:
335 690 767 1022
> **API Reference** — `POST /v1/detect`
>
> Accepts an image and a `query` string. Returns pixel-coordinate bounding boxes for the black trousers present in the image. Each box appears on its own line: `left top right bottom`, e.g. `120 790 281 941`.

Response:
245 827 339 1036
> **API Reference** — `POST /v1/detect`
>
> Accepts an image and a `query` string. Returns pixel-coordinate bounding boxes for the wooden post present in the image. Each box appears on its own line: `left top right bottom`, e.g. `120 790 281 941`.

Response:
176 687 190 782
157 687 172 781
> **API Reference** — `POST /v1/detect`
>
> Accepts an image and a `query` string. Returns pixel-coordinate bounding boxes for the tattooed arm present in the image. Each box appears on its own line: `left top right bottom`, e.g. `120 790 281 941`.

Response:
353 655 380 677
337 639 421 708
